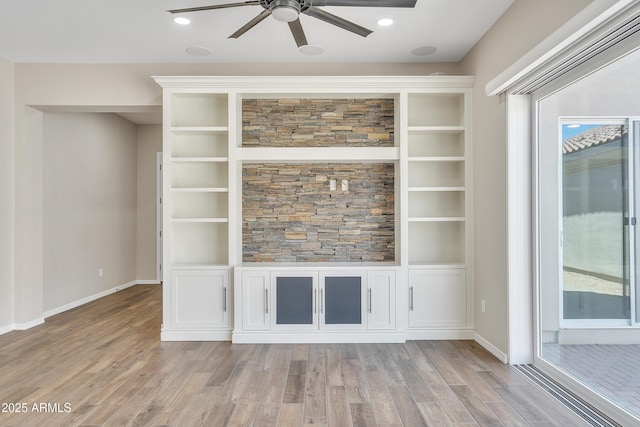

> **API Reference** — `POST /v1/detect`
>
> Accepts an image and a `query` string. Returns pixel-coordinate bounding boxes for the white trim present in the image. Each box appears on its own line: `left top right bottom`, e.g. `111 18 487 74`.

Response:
506 94 534 365
0 325 13 335
153 75 475 91
232 331 406 344
486 0 636 96
161 329 232 341
12 318 45 331
474 332 508 364
404 329 475 340
43 280 138 319
137 280 162 285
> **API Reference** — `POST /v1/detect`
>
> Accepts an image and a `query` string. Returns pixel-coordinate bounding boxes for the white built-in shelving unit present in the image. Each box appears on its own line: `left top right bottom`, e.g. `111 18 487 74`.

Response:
154 76 473 342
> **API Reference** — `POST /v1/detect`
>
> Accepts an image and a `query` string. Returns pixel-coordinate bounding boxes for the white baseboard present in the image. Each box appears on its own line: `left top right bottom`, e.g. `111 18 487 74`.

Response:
474 332 508 363
232 331 406 344
136 280 162 285
13 318 45 330
161 329 232 341
405 329 475 341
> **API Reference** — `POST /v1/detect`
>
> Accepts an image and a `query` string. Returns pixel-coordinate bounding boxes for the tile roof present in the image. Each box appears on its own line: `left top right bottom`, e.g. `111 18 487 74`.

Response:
562 124 627 154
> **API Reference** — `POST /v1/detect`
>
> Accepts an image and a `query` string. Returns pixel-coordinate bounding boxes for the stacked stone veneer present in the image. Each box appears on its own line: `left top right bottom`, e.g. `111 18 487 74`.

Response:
243 163 395 262
242 98 394 147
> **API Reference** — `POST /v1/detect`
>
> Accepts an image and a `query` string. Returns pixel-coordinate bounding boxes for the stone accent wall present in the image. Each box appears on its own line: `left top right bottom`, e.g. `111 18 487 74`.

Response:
243 163 395 262
242 98 394 147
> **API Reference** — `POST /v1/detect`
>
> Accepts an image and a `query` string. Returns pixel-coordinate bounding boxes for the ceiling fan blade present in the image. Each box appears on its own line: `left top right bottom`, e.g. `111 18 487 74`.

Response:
168 1 259 14
288 19 308 47
312 0 416 7
228 9 272 39
303 6 372 37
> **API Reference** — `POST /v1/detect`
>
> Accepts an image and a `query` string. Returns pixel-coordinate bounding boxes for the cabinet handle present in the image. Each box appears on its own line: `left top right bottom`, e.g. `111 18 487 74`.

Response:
320 289 324 314
265 288 269 314
314 289 317 314
223 287 227 312
368 288 372 313
409 286 414 311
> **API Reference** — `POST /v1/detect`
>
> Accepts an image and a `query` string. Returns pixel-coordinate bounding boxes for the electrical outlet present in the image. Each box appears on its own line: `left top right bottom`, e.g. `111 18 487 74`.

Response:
330 179 337 191
341 179 349 191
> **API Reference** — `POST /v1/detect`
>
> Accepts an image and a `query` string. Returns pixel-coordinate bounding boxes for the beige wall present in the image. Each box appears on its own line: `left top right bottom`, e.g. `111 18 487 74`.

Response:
460 0 593 353
136 125 162 280
0 56 14 331
43 112 138 312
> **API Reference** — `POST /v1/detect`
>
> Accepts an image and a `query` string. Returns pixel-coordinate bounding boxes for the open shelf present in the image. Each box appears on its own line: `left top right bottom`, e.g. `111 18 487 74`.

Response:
172 191 228 219
408 160 465 188
408 130 465 157
171 222 229 265
408 191 465 218
408 221 465 265
408 93 465 127
171 129 228 158
170 93 228 127
171 162 228 189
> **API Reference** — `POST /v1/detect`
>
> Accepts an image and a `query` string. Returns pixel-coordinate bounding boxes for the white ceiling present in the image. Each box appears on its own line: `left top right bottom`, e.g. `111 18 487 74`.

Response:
0 0 514 64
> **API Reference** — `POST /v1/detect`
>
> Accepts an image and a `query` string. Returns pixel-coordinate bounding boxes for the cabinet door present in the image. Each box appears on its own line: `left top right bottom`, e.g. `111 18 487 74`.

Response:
408 268 466 328
320 272 366 331
368 271 396 330
171 269 229 329
242 271 270 331
271 272 318 331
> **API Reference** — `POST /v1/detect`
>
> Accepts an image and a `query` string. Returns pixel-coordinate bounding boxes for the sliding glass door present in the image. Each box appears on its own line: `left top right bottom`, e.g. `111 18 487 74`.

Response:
561 122 632 325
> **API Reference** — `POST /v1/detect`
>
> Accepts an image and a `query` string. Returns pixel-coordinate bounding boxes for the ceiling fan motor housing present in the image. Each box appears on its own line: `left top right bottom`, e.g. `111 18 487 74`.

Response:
262 0 311 22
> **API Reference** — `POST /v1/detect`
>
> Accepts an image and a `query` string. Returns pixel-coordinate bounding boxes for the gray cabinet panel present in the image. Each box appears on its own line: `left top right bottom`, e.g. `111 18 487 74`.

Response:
276 277 313 325
324 277 362 324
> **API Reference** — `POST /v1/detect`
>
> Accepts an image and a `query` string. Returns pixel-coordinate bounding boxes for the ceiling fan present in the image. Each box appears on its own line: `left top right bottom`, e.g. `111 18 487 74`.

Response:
168 0 417 48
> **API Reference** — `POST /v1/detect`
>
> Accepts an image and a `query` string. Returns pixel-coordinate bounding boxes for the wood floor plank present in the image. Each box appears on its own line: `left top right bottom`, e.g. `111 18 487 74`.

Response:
303 345 327 425
283 360 306 404
350 403 377 427
327 386 352 426
278 403 304 427
450 384 503 426
388 385 429 427
417 401 455 427
0 285 598 427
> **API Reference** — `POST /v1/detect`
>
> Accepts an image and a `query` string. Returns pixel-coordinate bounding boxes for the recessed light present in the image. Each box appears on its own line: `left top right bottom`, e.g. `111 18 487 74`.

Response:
300 45 324 55
174 17 191 25
412 46 437 56
185 46 211 56
377 18 393 26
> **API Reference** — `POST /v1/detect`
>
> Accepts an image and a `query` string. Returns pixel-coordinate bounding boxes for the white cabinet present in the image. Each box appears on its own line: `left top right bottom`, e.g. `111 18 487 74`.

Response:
170 269 229 330
408 268 466 328
235 267 398 342
160 89 232 340
241 270 270 331
368 270 396 330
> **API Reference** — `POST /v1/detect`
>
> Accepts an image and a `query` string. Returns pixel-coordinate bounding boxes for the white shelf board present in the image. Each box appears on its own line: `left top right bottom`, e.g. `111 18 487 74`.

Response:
170 126 228 133
408 187 465 192
238 146 400 162
408 262 466 268
171 187 229 193
408 157 464 162
171 157 229 163
407 126 465 134
171 218 229 223
408 217 465 222
171 262 229 270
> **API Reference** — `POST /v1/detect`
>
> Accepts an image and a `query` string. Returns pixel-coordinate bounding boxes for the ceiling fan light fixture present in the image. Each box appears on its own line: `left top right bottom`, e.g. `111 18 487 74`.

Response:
271 0 300 22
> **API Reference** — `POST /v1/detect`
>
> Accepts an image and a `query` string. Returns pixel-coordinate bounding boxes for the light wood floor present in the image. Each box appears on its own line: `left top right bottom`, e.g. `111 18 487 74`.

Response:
0 284 588 426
